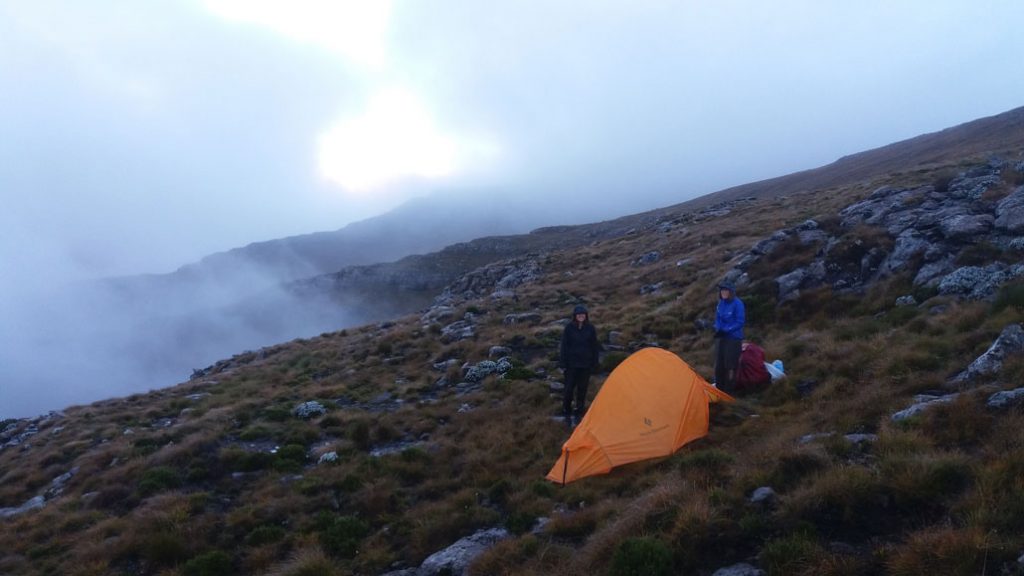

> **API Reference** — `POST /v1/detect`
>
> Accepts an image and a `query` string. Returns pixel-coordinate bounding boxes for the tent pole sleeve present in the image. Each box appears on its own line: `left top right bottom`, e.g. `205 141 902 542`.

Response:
561 450 570 485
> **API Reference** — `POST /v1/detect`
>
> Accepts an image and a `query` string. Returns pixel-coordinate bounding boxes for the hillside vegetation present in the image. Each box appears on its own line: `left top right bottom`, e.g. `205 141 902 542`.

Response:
2 150 1024 575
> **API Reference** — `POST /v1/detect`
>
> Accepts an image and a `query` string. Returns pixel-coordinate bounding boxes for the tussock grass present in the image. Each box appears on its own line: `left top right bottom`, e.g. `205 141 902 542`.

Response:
5 160 1024 575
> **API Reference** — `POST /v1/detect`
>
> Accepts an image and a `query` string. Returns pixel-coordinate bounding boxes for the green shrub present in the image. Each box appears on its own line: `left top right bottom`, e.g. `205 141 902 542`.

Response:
319 515 369 558
769 451 828 491
600 352 629 373
239 425 273 441
139 531 189 566
183 550 233 576
503 366 536 380
350 420 372 451
992 281 1024 313
761 532 823 576
137 466 181 496
246 525 287 546
262 406 292 422
609 537 673 576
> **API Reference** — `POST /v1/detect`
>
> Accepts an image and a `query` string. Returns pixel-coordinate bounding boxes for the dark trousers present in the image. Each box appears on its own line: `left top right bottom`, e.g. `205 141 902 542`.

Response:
714 337 742 394
563 367 591 416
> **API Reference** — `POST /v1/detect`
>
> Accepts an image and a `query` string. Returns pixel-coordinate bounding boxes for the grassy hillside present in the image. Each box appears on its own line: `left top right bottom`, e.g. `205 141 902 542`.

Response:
2 153 1024 576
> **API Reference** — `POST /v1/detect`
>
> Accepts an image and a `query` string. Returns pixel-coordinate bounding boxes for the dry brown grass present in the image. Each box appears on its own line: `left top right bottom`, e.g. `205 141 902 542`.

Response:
4 157 1024 575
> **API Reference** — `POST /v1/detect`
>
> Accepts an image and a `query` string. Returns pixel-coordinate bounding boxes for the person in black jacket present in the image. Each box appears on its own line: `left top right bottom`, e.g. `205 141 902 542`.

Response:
559 304 601 423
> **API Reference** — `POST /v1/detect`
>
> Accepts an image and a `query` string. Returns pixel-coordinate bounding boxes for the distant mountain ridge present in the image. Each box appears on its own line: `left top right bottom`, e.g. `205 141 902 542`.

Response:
294 105 1024 314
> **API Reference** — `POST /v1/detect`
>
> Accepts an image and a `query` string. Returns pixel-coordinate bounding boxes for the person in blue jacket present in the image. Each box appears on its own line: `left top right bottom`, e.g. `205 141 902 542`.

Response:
713 281 745 394
559 304 601 424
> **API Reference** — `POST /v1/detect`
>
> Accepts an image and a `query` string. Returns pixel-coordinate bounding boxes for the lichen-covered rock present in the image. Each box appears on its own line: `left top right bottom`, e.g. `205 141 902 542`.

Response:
294 401 327 419
987 387 1024 409
895 295 917 307
633 251 662 266
938 264 1024 300
503 312 542 325
440 320 475 343
417 528 510 576
750 486 776 505
995 186 1024 233
464 361 499 383
952 324 1024 384
891 394 959 421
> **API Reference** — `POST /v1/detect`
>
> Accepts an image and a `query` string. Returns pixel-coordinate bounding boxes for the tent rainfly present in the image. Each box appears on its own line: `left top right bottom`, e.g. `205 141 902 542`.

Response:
547 347 734 484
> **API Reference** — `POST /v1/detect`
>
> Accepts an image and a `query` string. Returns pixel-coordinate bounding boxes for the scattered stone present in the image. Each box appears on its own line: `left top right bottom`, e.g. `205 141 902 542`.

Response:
294 401 327 419
608 331 623 344
440 320 476 343
640 282 665 295
44 467 79 500
799 432 835 444
0 496 45 518
995 186 1024 233
503 312 542 325
185 393 210 401
749 486 776 505
432 358 461 372
458 403 473 413
633 251 661 266
891 394 960 421
675 258 693 267
951 324 1024 384
318 452 338 465
530 517 551 535
495 357 513 374
938 264 1024 300
2 424 39 449
422 305 456 325
712 563 765 576
417 528 511 576
844 434 879 444
370 441 424 458
464 361 499 383
938 214 993 239
987 387 1024 409
488 346 512 358
895 295 917 307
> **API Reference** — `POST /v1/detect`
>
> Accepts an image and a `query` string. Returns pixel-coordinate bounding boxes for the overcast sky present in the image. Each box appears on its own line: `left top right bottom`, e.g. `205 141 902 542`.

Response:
2 0 1024 285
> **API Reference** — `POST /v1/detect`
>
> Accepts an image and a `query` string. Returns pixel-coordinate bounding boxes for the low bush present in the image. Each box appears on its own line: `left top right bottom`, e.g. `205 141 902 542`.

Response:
182 550 233 576
761 531 824 576
609 537 673 576
318 515 369 559
137 466 181 496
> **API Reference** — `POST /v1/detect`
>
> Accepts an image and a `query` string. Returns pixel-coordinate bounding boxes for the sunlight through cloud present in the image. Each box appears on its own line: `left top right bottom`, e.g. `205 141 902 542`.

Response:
317 88 461 193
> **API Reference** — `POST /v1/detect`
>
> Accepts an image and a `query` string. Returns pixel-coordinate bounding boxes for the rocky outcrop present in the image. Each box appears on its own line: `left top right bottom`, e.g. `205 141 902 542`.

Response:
995 186 1024 232
938 265 1024 300
712 563 765 576
0 466 78 518
987 387 1024 409
381 528 511 576
294 401 327 419
950 324 1024 384
436 257 543 304
891 394 959 421
723 161 1024 303
503 312 542 325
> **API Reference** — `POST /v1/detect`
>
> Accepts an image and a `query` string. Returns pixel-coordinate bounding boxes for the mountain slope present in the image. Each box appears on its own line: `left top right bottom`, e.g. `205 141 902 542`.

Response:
2 109 1024 575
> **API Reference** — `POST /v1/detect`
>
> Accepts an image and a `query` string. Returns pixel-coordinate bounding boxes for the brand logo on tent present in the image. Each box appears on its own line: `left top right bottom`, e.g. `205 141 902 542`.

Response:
643 417 653 427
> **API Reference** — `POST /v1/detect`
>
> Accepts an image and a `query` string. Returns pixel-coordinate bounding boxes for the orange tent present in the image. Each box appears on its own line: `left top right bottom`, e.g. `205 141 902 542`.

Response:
547 347 733 484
